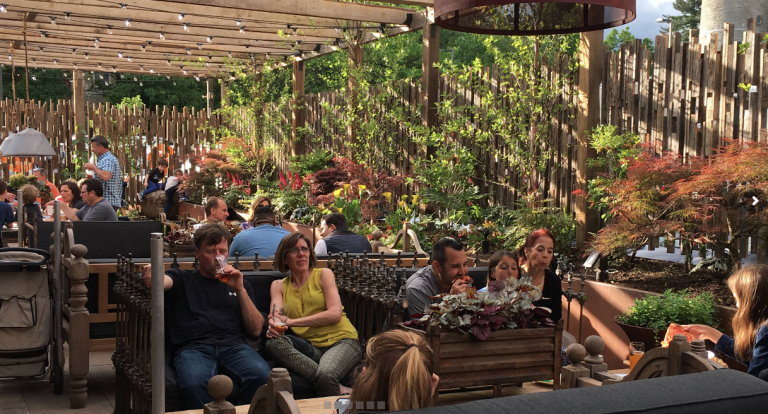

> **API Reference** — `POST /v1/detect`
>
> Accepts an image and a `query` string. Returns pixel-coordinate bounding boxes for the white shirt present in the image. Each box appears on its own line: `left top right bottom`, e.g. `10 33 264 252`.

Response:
314 239 328 255
166 176 181 188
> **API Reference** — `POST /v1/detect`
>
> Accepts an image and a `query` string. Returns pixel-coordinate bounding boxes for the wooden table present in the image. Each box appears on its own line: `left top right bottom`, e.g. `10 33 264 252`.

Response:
169 370 633 414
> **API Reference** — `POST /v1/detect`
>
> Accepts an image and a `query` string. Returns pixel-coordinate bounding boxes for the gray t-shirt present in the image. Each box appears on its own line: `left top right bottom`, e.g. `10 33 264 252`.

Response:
76 198 118 221
405 265 443 318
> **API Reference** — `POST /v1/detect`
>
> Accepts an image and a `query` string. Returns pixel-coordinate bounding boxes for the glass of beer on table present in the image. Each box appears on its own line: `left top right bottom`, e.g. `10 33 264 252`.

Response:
213 255 228 282
272 304 289 335
629 342 644 370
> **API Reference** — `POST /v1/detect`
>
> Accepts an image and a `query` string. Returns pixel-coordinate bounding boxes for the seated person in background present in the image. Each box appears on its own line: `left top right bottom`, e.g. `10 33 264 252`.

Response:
229 207 290 259
518 228 562 323
204 197 229 224
46 181 85 213
347 330 438 413
19 184 43 223
0 179 16 228
405 237 469 318
478 250 519 294
243 196 281 230
164 168 185 214
266 232 362 397
142 224 270 409
314 213 371 255
32 168 60 198
684 264 768 377
138 158 168 201
59 179 118 222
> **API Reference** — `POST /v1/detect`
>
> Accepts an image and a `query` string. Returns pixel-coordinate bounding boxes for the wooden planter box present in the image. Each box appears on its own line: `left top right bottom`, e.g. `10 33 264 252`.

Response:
164 242 196 258
403 319 563 402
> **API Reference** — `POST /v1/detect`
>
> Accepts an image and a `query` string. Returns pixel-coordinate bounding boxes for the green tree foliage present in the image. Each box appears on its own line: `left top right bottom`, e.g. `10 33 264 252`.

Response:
2 68 71 103
98 74 217 111
660 0 701 42
605 27 655 55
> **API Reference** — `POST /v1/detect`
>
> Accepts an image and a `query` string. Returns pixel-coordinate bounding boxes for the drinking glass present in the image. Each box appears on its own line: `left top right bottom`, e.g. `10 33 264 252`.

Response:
272 304 289 335
629 342 645 371
213 255 228 282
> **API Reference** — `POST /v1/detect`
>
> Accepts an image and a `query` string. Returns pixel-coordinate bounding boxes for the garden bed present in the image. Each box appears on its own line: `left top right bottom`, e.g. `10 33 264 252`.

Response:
601 257 734 306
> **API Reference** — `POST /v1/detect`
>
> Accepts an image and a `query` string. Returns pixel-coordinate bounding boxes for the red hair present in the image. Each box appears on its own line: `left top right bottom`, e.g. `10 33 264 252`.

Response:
517 228 556 262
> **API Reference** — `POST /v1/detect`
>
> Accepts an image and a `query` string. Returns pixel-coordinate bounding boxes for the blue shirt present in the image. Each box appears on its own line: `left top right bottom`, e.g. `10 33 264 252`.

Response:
229 224 290 259
715 324 768 377
0 201 15 228
96 150 123 209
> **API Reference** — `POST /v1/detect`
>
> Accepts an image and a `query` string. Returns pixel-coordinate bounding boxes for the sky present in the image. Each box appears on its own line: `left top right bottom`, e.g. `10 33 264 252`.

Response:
616 0 683 41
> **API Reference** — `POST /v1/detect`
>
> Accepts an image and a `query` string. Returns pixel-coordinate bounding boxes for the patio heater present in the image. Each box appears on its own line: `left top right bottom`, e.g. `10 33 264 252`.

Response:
433 0 636 35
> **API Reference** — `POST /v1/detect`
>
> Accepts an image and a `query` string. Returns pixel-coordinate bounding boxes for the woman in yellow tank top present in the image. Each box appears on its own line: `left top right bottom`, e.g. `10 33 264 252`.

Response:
265 232 362 397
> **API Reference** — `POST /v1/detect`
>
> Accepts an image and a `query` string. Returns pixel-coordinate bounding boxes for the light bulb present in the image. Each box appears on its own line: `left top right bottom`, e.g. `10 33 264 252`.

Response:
150 68 154 73
178 13 185 20
107 25 113 34
183 23 189 31
53 59 57 64
41 31 47 38
127 56 132 62
50 16 55 25
139 65 144 71
84 52 89 59
125 18 132 27
94 37 99 48
206 36 213 42
139 81 143 86
112 66 117 72
239 26 245 34
64 11 70 20
227 51 232 58
31 75 36 81
133 76 137 81
197 43 202 50
159 32 165 40
99 74 103 79
118 52 123 58
183 69 187 74
0 4 6 13
186 48 191 55
166 60 171 66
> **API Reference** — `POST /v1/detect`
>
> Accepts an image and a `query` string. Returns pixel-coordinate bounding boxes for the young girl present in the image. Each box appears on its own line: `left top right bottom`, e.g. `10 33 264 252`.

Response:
683 264 768 377
478 250 519 294
346 330 438 412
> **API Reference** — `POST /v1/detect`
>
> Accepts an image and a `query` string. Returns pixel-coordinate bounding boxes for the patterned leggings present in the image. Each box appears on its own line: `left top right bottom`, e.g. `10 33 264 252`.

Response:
265 335 362 397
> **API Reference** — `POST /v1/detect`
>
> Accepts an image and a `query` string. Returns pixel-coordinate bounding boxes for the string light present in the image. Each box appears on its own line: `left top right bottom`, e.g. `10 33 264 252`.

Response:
166 75 170 79
239 26 245 34
97 63 102 69
147 41 152 48
149 68 154 73
183 23 190 31
186 48 191 55
40 31 47 38
53 59 58 64
31 75 36 81
118 51 123 58
206 36 213 43
119 3 127 9
159 32 165 40
49 16 55 25
182 69 187 74
0 5 7 12
133 76 137 81
99 74 103 79
178 13 185 20
141 44 145 51
112 66 117 72
7 54 11 60
94 37 100 48
125 18 132 27
84 52 89 59
227 51 232 58
235 19 241 26
139 64 144 70
197 43 203 50
107 25 113 34
166 59 171 66
127 56 133 62
64 12 70 20
139 81 143 86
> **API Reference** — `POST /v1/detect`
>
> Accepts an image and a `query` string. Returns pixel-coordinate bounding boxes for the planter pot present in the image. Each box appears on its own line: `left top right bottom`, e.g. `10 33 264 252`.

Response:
164 242 196 258
615 319 661 352
402 320 564 402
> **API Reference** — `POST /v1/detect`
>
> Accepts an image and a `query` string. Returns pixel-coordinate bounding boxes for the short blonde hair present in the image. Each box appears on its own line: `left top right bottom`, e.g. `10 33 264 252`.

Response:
273 232 317 273
20 184 39 205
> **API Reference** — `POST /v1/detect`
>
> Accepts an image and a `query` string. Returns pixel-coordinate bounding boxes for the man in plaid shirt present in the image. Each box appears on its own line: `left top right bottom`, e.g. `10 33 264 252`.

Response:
84 135 123 211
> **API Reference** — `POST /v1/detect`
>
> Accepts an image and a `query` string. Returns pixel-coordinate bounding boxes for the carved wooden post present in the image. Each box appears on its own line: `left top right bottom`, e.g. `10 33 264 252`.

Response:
248 368 300 414
561 343 590 389
67 243 90 408
204 375 236 414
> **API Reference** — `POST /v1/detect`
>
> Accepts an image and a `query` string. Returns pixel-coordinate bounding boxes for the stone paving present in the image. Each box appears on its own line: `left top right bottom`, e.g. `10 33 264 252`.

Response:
0 346 115 414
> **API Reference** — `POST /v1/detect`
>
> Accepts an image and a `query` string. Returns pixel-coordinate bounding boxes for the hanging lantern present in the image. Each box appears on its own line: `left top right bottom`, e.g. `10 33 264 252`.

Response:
433 0 636 35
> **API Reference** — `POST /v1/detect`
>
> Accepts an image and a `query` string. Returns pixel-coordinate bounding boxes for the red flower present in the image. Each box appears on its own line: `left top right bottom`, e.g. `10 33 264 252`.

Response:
366 234 372 240
467 201 472 206
279 171 287 187
387 225 392 231
572 189 585 197
468 178 473 184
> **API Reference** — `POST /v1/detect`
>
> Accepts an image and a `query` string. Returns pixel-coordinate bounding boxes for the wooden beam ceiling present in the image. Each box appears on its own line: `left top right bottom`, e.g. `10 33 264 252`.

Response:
0 0 428 78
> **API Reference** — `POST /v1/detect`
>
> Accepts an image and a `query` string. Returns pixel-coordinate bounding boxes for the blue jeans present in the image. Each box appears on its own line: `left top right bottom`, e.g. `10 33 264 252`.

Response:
173 343 270 409
142 181 163 196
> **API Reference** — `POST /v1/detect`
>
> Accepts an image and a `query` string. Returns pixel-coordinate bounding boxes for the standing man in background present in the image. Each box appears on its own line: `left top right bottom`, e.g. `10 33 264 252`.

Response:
83 135 123 212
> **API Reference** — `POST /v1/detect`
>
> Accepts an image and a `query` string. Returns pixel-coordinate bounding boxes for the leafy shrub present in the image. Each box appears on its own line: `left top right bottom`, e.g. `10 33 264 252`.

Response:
616 289 718 335
487 197 576 254
290 149 334 178
415 146 484 223
8 173 29 190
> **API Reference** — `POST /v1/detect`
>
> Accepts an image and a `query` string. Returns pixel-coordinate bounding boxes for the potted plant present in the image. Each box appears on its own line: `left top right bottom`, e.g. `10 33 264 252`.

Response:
615 289 718 352
402 278 564 395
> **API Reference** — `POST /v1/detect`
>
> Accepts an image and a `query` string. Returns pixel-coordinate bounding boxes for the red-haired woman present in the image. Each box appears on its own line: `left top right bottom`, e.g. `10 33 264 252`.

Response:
517 228 562 323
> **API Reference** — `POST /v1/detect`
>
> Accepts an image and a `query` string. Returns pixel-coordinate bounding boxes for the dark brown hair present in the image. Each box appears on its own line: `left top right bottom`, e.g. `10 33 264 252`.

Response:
157 158 168 167
728 264 768 360
60 181 82 208
193 224 232 251
348 330 435 412
0 179 7 195
487 250 519 282
274 232 317 273
81 178 104 197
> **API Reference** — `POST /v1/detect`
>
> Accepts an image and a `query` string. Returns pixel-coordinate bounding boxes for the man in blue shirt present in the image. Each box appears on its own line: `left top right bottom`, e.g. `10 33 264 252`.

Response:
0 179 16 228
83 135 123 211
229 207 289 259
